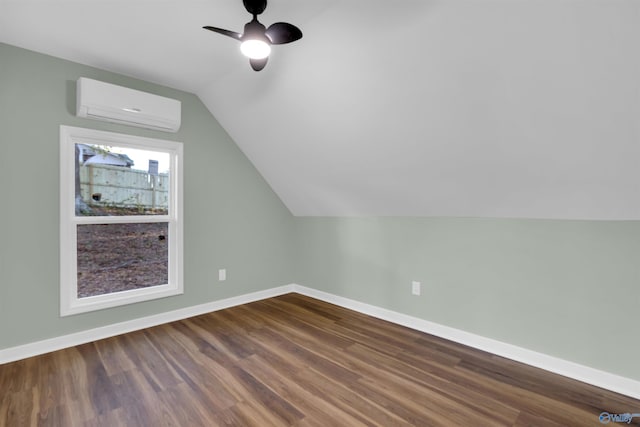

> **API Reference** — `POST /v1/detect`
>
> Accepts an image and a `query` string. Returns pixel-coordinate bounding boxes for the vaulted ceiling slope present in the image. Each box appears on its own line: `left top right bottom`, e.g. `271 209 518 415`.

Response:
2 0 639 219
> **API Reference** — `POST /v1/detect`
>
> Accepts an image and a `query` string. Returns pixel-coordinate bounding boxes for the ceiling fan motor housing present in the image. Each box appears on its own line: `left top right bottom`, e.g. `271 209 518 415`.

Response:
243 0 267 16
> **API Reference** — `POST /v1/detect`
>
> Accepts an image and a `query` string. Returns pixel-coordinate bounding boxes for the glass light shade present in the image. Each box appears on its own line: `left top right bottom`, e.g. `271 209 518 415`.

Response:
240 39 271 59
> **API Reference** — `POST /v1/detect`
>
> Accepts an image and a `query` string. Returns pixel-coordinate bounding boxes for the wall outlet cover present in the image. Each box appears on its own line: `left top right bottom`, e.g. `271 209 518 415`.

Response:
412 281 421 296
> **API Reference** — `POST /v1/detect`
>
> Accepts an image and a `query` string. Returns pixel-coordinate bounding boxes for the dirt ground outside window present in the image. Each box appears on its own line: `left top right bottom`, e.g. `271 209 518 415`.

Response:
76 222 168 298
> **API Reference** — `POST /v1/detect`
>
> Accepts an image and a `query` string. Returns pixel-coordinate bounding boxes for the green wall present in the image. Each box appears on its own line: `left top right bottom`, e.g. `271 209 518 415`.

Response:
0 43 295 349
294 217 640 381
2 43 639 384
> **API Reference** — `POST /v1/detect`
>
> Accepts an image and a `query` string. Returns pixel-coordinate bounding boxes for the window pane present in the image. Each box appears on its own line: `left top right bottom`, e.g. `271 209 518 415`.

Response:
77 223 169 298
75 143 170 216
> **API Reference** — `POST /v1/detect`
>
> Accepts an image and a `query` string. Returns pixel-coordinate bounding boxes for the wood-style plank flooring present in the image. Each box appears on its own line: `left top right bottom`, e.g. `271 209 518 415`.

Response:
1 293 639 426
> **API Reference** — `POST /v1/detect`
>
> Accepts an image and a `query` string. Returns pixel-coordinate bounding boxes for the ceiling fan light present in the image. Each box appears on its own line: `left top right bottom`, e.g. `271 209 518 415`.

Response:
240 39 271 59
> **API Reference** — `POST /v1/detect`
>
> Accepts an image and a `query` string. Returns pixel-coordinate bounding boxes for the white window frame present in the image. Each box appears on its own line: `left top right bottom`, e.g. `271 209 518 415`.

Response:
60 125 183 316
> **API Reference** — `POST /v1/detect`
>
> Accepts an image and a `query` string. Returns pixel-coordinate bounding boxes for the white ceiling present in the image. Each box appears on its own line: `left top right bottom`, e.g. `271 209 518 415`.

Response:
2 0 639 219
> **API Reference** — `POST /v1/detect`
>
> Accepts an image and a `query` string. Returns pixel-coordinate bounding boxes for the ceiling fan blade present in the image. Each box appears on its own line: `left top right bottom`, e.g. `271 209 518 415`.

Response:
250 57 268 71
265 22 303 45
203 26 242 41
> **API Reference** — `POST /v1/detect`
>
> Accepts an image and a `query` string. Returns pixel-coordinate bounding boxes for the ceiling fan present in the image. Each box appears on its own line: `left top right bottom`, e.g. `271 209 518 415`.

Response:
203 0 303 71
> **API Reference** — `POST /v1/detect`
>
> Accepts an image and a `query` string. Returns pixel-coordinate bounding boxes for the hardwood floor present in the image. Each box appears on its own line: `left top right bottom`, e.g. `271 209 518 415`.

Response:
1 293 639 426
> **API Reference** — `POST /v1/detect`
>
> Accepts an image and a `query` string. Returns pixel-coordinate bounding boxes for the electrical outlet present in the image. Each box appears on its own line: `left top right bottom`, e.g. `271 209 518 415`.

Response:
412 281 421 296
218 268 226 281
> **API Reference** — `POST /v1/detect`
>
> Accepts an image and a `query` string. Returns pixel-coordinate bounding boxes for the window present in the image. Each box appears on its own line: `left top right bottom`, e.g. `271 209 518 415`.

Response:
60 126 183 316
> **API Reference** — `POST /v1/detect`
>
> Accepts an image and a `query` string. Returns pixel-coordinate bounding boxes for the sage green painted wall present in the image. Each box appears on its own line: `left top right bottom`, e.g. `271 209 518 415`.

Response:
0 43 295 349
294 217 640 381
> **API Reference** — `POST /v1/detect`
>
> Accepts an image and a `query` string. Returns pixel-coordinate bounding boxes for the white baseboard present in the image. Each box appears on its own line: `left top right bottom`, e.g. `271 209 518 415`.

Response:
291 284 640 400
0 285 294 365
2 283 638 400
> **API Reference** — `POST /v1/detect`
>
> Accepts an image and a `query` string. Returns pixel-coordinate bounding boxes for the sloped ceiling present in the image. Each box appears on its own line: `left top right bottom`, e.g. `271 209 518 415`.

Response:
2 0 639 219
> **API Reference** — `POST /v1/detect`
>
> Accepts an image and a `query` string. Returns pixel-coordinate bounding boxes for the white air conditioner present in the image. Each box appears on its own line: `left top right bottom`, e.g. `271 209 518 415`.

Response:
76 77 181 133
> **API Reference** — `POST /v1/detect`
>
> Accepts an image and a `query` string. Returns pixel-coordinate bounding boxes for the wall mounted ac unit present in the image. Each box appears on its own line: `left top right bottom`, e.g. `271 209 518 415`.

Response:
76 78 181 133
